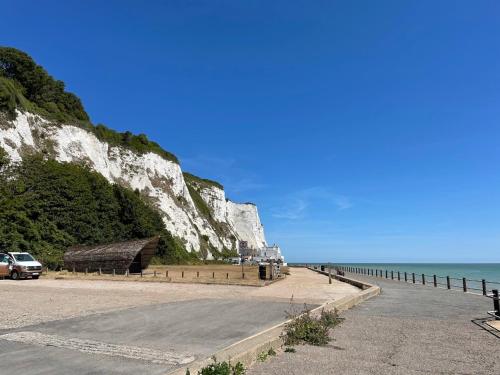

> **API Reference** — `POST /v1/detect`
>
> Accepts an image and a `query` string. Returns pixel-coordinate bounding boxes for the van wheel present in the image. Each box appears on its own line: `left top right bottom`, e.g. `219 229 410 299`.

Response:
32 276 39 280
10 270 19 280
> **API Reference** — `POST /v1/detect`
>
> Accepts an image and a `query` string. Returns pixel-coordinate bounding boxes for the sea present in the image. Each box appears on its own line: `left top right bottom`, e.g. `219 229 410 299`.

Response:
290 263 500 292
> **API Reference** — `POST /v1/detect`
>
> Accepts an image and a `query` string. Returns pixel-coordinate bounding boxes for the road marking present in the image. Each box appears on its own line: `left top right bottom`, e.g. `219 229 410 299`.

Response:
0 331 195 365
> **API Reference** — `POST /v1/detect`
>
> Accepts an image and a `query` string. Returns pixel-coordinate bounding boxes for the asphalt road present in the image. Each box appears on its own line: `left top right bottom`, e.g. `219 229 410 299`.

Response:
0 298 297 375
249 273 500 375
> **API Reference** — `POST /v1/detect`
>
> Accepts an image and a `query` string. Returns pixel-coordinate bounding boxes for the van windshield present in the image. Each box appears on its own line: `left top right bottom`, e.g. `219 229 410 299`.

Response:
13 253 35 262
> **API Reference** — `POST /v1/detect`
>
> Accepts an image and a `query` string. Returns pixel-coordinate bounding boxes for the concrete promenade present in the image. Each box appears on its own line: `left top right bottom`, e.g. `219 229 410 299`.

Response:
249 272 500 375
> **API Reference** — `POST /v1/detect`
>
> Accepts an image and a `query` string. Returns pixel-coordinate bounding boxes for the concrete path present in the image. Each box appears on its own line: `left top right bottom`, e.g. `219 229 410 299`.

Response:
249 272 500 375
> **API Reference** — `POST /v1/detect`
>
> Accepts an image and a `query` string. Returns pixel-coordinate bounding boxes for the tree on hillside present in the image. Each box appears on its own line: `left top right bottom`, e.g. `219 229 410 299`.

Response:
0 46 89 122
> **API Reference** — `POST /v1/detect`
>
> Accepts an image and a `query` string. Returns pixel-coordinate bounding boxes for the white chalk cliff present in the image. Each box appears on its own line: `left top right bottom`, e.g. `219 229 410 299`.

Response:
0 110 267 257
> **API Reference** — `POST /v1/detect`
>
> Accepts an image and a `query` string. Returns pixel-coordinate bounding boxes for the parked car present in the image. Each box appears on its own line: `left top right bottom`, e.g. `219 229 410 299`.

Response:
0 253 10 278
2 252 42 280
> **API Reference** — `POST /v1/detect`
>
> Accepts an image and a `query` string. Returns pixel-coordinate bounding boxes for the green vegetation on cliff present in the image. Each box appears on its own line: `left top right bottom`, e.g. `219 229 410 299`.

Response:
184 172 237 259
0 150 197 267
0 47 178 163
0 47 88 122
183 172 224 190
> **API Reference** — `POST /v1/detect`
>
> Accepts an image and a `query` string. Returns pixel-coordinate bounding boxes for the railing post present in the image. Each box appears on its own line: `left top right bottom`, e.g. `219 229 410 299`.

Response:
385 270 388 279
197 271 199 278
398 271 400 281
376 270 378 277
328 264 332 285
85 268 88 276
226 273 229 279
482 279 487 296
463 278 467 292
213 272 215 279
433 275 437 287
182 271 184 278
166 270 169 278
72 267 75 275
113 269 115 277
492 289 500 319
391 271 394 280
412 273 415 284
99 267 102 276
447 276 451 289
422 274 425 285
140 270 143 278
404 272 407 282
154 270 157 278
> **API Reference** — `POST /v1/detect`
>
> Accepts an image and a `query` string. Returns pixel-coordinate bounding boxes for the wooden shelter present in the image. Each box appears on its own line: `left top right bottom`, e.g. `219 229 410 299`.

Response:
64 237 159 273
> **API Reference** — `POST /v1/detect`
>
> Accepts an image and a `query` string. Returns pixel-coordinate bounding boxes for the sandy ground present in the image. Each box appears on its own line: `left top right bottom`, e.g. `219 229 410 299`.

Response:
0 268 358 329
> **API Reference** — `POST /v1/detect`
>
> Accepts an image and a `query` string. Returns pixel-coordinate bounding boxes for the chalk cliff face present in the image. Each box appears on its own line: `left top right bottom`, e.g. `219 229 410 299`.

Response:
0 110 267 256
198 186 267 250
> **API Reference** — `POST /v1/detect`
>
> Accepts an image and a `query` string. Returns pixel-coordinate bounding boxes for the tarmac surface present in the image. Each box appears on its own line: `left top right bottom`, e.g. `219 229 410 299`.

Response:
0 299 297 374
248 272 500 375
0 268 359 374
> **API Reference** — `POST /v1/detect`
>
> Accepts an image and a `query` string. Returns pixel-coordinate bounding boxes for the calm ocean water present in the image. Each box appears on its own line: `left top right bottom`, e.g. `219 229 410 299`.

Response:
291 263 500 289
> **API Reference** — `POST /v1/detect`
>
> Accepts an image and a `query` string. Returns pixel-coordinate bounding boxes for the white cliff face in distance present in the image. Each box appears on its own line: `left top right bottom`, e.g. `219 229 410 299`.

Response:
0 111 267 256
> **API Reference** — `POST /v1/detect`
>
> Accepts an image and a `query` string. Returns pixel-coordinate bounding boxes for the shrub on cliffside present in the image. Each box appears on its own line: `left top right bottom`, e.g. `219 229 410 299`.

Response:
0 156 196 268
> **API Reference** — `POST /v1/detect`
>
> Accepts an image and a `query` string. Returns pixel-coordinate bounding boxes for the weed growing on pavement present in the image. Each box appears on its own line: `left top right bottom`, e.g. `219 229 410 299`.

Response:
188 357 245 375
282 303 344 347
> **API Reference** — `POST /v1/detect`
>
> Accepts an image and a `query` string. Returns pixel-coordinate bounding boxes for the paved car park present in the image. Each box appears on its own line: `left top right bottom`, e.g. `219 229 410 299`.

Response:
0 299 297 374
0 268 359 374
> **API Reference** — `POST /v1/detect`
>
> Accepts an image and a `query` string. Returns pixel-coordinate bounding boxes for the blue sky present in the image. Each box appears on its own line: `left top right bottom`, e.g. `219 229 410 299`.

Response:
2 0 500 262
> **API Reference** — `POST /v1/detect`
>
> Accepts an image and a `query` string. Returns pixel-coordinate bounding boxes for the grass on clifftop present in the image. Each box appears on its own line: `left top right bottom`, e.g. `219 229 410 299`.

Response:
183 172 224 190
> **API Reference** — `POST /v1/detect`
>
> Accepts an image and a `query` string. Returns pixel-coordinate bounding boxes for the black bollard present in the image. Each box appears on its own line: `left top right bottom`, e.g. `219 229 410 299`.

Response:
493 289 500 319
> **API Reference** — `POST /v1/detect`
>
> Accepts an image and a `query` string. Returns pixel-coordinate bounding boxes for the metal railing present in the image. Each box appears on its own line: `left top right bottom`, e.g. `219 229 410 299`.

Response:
315 265 500 297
